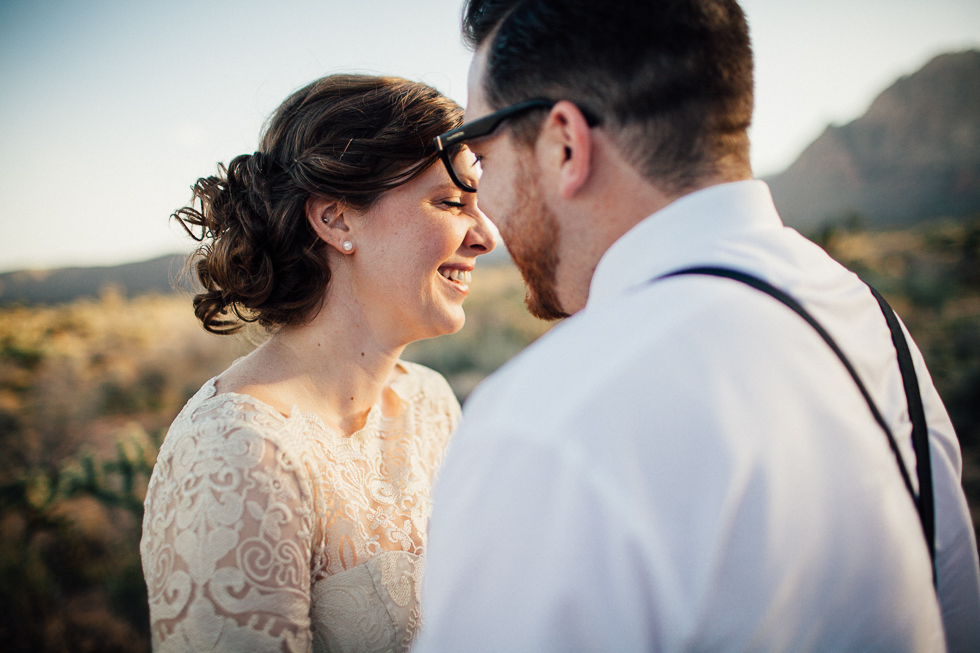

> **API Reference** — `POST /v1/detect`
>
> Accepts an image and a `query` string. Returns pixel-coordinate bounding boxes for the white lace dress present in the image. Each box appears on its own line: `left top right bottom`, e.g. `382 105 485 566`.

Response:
140 361 460 653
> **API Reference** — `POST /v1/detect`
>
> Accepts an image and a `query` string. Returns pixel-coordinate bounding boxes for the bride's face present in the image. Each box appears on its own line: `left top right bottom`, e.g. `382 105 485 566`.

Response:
345 151 495 344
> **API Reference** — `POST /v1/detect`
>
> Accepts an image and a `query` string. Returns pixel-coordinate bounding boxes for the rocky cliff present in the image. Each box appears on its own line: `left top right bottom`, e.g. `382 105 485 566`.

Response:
766 50 980 232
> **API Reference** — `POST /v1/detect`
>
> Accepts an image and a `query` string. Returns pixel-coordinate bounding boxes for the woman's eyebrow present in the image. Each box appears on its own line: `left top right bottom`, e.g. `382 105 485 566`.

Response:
432 182 463 194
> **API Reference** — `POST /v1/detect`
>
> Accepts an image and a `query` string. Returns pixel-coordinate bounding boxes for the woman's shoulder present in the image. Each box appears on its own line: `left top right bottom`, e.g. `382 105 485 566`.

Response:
393 362 461 443
157 377 315 466
395 361 459 410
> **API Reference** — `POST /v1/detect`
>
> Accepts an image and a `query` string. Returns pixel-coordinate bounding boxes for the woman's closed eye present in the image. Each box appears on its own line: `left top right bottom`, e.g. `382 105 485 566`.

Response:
441 200 466 209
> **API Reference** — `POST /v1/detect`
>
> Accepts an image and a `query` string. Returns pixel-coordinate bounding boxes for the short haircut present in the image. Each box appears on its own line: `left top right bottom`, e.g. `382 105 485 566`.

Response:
462 0 754 192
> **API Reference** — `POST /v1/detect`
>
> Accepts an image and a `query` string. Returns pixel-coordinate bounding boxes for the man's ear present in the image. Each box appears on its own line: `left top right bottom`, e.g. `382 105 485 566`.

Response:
306 196 353 254
537 100 594 199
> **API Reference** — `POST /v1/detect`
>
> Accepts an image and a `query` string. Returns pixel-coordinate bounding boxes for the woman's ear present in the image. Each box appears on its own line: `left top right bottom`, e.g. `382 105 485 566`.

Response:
306 196 355 255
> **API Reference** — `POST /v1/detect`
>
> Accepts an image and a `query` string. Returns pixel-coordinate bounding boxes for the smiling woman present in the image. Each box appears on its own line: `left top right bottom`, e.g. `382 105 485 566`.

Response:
139 74 495 653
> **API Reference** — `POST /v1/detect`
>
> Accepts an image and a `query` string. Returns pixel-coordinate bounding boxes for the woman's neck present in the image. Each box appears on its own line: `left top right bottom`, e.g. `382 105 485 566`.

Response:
217 296 407 437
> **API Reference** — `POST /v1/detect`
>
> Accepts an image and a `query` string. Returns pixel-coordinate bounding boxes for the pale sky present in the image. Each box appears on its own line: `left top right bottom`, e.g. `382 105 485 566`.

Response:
1 0 978 273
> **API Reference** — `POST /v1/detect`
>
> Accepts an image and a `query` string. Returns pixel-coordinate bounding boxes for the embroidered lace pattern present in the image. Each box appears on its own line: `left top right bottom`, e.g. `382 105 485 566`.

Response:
140 361 460 653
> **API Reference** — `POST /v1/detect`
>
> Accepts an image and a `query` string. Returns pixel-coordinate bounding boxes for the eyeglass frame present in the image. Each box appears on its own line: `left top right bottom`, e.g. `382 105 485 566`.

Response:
432 98 601 193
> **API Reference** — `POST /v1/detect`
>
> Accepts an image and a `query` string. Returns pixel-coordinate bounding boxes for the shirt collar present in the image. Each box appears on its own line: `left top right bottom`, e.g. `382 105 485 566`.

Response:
587 179 784 307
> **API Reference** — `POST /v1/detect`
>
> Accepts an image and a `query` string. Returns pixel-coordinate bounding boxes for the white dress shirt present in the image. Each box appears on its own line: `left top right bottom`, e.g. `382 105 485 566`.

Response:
413 180 980 653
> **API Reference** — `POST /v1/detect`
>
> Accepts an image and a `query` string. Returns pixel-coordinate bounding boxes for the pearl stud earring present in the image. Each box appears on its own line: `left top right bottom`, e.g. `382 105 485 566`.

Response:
342 241 353 252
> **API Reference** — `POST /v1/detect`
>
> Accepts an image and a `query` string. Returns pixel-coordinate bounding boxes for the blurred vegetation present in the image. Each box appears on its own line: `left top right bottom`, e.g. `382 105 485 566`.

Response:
0 228 978 650
0 288 250 652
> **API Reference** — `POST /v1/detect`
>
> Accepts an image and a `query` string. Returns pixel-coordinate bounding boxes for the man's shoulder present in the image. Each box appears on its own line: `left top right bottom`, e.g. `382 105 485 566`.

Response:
464 275 817 437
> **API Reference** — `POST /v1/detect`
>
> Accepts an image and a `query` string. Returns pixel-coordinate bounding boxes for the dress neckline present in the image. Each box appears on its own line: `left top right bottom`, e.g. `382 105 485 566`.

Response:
200 360 420 440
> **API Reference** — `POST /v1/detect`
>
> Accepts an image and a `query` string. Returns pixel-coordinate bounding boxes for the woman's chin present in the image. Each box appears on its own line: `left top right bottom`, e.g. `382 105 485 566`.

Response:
417 308 465 341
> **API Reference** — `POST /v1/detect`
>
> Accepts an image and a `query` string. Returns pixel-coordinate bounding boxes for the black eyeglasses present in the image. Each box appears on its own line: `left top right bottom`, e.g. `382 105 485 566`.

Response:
433 98 600 192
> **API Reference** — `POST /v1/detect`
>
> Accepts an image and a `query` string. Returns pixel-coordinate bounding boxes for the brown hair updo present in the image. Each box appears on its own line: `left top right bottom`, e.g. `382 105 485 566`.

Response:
173 75 464 334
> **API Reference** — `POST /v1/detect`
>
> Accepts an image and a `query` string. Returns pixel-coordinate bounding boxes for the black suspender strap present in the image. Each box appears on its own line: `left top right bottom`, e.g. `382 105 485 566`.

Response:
867 285 937 572
655 266 937 585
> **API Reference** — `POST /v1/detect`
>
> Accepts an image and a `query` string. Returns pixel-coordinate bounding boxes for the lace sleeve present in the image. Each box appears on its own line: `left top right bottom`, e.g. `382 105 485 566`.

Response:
141 416 316 653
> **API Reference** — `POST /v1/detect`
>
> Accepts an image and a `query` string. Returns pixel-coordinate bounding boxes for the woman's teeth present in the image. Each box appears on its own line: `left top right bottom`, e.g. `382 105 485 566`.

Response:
440 268 472 283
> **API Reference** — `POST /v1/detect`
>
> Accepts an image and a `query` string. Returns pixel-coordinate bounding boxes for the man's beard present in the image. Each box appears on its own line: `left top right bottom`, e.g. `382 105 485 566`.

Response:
504 163 569 321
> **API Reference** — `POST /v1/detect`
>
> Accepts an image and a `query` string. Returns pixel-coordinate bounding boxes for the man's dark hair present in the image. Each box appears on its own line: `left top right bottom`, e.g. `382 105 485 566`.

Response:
462 0 754 192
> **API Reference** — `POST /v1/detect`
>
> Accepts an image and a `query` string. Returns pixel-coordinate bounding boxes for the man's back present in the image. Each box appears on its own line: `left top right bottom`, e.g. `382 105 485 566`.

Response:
415 181 980 652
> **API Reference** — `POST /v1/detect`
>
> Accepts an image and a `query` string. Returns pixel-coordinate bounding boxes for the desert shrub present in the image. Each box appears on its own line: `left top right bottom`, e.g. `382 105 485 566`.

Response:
0 293 247 651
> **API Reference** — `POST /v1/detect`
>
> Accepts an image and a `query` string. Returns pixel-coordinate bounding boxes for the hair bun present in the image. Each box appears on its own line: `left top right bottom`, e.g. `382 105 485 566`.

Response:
251 150 287 178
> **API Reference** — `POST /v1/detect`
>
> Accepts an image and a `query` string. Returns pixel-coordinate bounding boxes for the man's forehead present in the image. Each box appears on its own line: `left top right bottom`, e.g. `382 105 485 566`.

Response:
464 45 492 123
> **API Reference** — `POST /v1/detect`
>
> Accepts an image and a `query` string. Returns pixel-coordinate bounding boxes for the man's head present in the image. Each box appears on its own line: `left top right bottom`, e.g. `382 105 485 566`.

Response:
464 0 753 191
457 0 755 318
